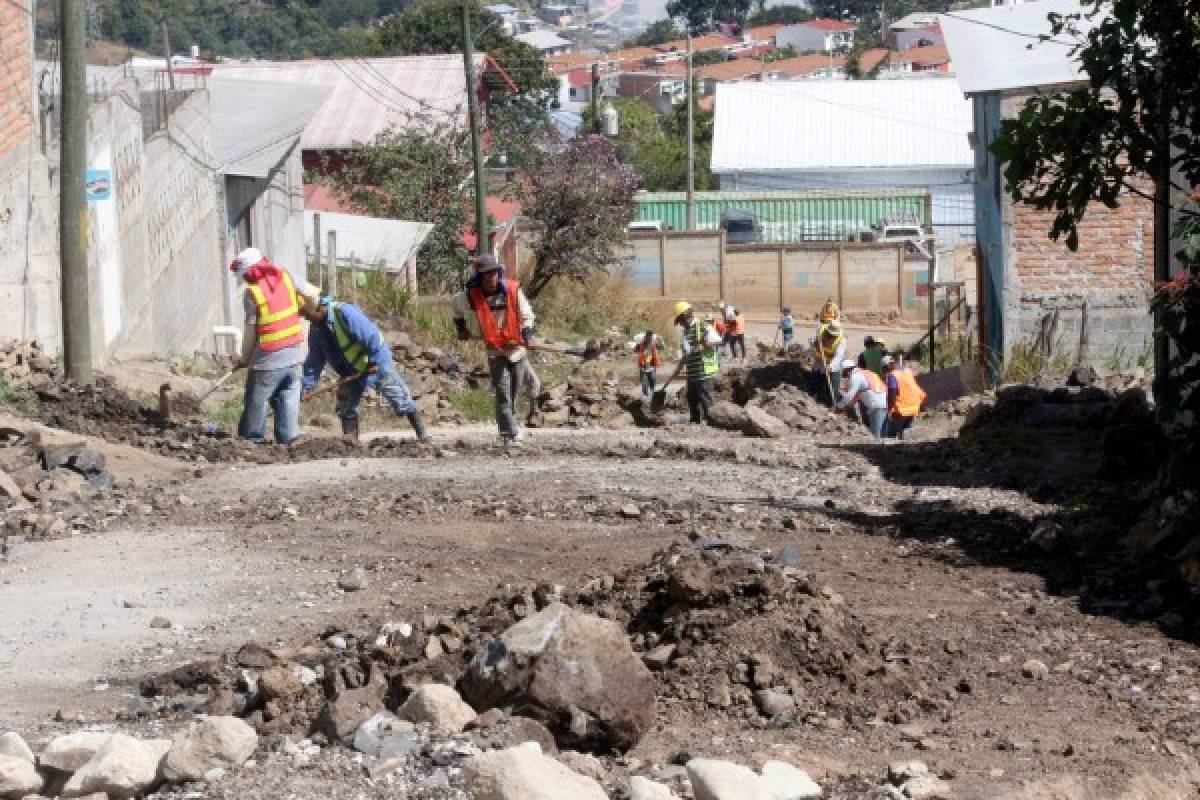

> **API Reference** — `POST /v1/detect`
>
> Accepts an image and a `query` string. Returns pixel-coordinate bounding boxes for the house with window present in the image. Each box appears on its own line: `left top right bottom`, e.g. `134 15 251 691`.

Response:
776 19 856 53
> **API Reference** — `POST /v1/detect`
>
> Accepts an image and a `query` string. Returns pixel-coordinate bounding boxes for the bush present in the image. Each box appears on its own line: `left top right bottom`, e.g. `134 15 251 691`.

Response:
534 270 679 345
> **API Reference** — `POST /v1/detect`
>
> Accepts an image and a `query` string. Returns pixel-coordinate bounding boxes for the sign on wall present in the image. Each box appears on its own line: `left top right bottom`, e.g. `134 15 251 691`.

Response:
85 170 112 201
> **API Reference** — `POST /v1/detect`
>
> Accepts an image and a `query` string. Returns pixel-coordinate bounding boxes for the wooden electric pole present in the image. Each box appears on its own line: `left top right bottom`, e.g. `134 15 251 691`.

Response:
60 0 92 383
685 28 695 230
462 3 489 266
160 17 175 90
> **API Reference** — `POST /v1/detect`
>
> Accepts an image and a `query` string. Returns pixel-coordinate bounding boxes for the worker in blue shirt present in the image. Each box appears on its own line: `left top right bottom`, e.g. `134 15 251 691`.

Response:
300 295 429 442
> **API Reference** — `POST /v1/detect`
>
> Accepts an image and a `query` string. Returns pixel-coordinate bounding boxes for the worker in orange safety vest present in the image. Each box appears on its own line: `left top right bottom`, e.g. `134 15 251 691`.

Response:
883 354 927 439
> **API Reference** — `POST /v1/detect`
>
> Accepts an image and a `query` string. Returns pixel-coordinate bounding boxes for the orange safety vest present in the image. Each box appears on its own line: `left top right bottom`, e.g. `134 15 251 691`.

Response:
636 341 661 368
247 270 303 352
714 319 726 335
469 281 523 350
730 314 746 335
891 367 926 417
857 368 885 394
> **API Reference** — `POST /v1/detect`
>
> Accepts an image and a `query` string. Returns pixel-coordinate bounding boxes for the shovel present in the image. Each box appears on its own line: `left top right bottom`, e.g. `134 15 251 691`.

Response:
303 371 366 402
199 365 244 402
526 341 601 361
651 361 684 413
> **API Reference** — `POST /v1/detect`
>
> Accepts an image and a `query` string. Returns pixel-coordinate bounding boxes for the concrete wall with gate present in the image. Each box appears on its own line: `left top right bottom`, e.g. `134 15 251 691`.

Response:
623 231 931 321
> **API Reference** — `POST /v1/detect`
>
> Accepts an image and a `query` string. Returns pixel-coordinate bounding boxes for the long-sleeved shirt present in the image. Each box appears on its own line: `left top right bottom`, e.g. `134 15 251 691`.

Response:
886 371 900 413
451 281 536 362
302 302 393 391
838 368 887 410
679 322 723 357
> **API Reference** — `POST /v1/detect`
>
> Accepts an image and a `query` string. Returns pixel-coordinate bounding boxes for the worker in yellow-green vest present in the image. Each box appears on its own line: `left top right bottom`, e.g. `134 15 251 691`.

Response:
664 301 723 424
300 295 429 443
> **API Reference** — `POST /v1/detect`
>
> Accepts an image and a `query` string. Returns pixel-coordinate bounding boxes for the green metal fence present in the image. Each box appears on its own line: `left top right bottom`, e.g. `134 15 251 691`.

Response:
634 189 930 243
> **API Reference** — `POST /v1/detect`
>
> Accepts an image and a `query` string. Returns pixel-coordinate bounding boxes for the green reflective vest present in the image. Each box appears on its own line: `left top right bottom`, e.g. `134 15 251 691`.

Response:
684 321 719 381
331 303 370 372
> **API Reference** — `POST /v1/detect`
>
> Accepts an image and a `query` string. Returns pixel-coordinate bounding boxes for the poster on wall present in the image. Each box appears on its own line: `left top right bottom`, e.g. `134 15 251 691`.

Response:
85 170 112 201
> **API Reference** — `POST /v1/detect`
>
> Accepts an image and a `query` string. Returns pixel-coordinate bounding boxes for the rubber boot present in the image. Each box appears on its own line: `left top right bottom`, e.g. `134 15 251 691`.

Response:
341 416 360 444
406 411 430 442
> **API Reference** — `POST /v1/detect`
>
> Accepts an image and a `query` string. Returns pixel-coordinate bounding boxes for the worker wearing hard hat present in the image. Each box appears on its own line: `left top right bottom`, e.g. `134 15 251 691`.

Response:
810 319 846 404
229 247 321 445
883 355 926 439
837 358 888 439
665 301 723 424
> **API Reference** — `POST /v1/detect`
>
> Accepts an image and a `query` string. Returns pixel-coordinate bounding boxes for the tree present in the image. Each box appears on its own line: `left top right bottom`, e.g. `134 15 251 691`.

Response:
745 6 812 26
667 0 753 33
691 49 729 66
516 135 639 298
323 120 473 292
629 18 680 46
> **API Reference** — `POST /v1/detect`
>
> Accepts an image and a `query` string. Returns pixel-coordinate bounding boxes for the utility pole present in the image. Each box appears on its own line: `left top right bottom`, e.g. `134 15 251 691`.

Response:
60 0 93 384
590 62 601 133
685 28 695 230
160 17 175 90
461 3 489 266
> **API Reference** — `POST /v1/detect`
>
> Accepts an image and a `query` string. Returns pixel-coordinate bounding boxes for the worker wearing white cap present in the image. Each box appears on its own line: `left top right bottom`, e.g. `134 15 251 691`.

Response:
836 358 888 439
229 247 320 445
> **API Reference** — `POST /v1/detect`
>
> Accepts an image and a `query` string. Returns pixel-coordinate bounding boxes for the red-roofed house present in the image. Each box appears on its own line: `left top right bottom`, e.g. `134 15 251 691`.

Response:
895 22 945 51
776 19 856 53
893 44 953 74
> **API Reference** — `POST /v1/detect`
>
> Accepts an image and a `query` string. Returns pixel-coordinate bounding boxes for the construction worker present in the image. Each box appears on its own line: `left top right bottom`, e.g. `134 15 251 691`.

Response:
818 298 840 325
777 307 795 352
883 354 926 439
521 359 542 427
811 319 845 403
711 311 728 356
229 247 319 445
299 295 428 442
858 335 888 377
727 306 747 361
451 254 536 446
666 301 722 424
634 330 662 398
837 358 888 439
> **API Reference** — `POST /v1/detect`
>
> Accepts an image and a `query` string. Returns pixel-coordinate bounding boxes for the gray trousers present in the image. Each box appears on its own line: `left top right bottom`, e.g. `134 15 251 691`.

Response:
489 355 522 439
686 377 714 424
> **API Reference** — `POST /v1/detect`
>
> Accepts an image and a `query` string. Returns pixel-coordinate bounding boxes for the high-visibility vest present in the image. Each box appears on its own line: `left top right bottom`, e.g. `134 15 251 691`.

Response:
637 341 660 369
330 303 370 372
817 324 843 363
730 314 746 335
247 270 303 352
892 367 926 417
684 321 719 380
469 281 523 350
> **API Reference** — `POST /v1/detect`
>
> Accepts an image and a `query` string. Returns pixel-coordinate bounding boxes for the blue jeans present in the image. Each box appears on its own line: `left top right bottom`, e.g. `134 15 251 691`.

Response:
639 368 656 397
861 405 887 439
239 364 302 444
336 365 416 420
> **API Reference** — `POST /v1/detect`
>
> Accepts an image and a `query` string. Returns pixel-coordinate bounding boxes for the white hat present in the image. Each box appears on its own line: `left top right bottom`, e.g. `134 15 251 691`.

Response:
881 354 895 366
229 247 264 277
840 359 857 371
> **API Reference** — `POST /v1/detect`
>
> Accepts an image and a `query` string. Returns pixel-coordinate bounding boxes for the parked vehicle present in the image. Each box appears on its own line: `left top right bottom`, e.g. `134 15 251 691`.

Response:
720 208 760 244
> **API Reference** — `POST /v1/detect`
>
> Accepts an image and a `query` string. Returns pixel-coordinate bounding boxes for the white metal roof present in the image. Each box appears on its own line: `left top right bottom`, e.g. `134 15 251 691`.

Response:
209 79 330 178
484 3 519 13
710 79 973 174
939 0 1092 95
515 30 574 51
211 55 482 149
304 211 434 271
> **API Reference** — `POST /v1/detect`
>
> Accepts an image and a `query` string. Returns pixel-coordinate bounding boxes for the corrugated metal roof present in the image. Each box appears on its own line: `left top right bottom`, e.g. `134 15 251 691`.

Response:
209 79 330 178
515 30 574 51
212 56 484 150
939 0 1091 95
304 210 433 271
711 78 973 174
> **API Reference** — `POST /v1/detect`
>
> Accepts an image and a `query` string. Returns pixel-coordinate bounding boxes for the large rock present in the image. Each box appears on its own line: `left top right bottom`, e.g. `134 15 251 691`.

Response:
313 680 387 746
462 742 608 800
688 759 774 800
0 754 43 799
707 401 789 438
161 715 258 783
461 604 655 752
397 683 477 735
353 712 418 758
760 761 822 799
39 731 113 773
0 733 34 764
630 776 678 800
61 734 170 799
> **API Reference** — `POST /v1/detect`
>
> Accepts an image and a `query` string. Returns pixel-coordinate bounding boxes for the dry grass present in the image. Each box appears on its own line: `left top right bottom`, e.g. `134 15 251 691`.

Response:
536 271 680 346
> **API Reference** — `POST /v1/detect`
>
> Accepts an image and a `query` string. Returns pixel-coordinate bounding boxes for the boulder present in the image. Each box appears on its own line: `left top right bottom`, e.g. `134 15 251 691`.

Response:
687 758 774 800
161 715 258 783
760 760 822 799
313 680 387 746
61 734 170 799
0 733 34 763
461 604 655 752
462 741 609 800
258 666 303 701
352 712 417 758
39 731 112 773
0 754 43 799
397 684 477 735
630 776 677 800
707 402 789 438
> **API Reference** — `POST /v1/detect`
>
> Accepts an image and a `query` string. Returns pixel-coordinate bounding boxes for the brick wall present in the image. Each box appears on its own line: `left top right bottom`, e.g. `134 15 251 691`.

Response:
0 1 33 162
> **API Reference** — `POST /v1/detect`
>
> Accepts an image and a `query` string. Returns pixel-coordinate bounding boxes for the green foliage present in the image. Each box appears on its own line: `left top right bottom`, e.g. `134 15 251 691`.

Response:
628 18 681 46
745 7 813 26
94 0 404 58
322 122 473 294
448 388 495 421
991 0 1200 251
691 49 729 66
582 97 715 192
517 135 639 298
667 0 753 34
0 375 39 418
763 44 796 63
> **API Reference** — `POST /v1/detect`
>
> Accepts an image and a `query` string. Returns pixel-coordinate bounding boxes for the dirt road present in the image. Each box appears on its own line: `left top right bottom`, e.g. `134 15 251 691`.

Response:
3 421 1197 798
